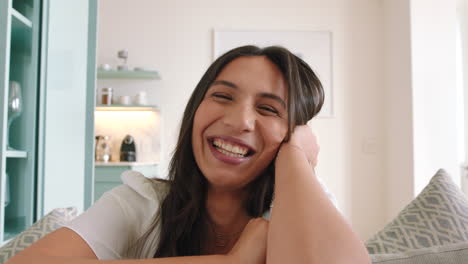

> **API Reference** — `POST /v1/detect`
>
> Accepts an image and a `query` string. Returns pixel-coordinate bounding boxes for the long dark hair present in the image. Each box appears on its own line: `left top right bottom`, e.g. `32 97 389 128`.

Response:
139 45 324 258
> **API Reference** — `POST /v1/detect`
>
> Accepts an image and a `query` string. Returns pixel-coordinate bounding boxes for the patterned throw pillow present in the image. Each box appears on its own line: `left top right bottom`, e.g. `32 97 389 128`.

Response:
366 169 468 254
0 207 77 263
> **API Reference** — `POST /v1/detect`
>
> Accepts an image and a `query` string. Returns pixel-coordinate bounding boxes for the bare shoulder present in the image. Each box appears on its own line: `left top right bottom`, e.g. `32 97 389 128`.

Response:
12 227 97 259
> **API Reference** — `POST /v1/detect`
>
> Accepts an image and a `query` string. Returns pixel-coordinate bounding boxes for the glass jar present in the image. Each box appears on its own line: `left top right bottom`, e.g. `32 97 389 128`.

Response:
95 135 112 162
101 87 113 105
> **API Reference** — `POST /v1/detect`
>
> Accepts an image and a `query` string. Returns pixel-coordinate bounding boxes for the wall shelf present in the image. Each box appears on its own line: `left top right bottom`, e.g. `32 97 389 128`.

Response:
97 69 161 80
95 105 159 112
95 161 158 167
5 150 28 158
11 8 32 28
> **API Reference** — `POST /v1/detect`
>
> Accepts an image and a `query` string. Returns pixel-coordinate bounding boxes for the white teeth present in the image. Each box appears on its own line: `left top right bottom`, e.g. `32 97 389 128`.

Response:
218 148 244 158
232 146 240 154
223 143 233 152
212 138 249 156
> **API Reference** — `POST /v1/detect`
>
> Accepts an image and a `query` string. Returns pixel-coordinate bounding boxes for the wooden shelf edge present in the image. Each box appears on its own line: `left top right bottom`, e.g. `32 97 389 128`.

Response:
11 8 32 28
6 150 28 158
97 69 161 80
95 162 159 167
95 105 159 112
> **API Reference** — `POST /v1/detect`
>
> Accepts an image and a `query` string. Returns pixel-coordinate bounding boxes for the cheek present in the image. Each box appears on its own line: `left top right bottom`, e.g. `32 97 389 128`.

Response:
192 101 220 148
192 101 210 133
192 104 208 150
260 120 288 152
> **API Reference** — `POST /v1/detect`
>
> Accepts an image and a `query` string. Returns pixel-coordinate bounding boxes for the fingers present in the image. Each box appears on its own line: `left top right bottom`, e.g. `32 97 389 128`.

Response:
291 125 319 165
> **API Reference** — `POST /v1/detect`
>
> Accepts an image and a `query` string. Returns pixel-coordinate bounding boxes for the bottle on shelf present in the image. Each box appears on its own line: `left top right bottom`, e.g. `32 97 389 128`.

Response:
101 87 113 105
117 49 129 71
95 135 112 162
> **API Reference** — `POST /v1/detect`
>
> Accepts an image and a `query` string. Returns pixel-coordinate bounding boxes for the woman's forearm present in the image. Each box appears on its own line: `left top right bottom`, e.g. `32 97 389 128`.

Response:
267 145 371 264
7 254 232 264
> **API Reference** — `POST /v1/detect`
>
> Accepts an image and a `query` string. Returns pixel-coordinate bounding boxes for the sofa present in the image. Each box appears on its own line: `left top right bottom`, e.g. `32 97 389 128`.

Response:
1 169 467 263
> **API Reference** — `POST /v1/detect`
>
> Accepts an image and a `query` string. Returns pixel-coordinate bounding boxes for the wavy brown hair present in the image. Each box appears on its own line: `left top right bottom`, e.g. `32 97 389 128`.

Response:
133 45 324 258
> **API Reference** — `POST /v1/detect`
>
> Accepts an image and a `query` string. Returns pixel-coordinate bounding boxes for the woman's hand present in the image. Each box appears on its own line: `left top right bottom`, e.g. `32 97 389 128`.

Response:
277 124 320 168
227 218 269 264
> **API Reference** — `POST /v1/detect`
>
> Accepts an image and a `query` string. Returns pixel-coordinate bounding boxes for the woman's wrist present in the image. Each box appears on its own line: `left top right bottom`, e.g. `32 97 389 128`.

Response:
276 143 308 162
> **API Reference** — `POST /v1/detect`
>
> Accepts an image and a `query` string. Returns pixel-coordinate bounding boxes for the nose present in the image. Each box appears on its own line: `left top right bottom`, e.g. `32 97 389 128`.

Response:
222 104 256 133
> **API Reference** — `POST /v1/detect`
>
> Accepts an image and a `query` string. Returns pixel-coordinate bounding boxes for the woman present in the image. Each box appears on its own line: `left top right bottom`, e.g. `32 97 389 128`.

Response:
7 46 371 263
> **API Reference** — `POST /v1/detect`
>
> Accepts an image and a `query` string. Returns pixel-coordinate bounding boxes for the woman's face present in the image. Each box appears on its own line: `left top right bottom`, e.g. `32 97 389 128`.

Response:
192 56 289 191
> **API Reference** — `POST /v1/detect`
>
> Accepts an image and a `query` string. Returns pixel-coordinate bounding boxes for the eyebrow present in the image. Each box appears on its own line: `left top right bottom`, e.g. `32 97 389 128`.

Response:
211 80 286 108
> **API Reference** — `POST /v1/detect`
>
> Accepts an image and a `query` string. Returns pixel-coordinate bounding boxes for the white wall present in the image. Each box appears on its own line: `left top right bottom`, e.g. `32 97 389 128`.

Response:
97 0 388 239
382 0 415 221
411 0 460 195
459 0 468 191
382 0 462 221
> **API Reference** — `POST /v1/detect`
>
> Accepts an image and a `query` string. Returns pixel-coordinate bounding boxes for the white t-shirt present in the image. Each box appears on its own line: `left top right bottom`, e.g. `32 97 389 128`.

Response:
64 170 168 259
64 170 338 260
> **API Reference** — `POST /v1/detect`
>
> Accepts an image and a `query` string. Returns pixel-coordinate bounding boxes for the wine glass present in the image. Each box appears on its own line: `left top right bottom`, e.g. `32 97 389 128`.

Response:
7 81 23 150
4 173 10 207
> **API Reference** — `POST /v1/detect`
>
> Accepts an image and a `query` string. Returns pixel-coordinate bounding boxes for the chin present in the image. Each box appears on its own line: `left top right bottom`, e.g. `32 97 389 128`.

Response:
204 172 253 191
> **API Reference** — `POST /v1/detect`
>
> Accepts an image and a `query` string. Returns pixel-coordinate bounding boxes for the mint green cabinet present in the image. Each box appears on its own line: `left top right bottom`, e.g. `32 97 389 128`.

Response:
94 164 159 201
0 0 42 243
0 0 97 243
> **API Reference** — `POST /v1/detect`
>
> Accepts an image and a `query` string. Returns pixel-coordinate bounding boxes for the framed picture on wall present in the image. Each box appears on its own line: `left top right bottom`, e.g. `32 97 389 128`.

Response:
213 30 333 118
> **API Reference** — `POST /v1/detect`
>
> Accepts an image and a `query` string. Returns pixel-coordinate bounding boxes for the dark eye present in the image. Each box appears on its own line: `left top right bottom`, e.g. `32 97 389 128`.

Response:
212 93 232 101
258 105 279 115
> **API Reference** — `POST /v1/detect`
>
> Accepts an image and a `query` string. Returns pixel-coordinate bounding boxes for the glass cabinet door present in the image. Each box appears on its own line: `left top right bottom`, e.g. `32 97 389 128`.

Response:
0 0 41 242
0 0 97 243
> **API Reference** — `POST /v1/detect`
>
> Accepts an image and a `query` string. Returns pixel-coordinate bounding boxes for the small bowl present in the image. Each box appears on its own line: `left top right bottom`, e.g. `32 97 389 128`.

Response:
99 64 112 71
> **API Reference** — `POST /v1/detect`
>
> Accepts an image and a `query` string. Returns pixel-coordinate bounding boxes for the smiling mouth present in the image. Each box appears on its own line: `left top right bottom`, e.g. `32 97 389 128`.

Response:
207 137 255 158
